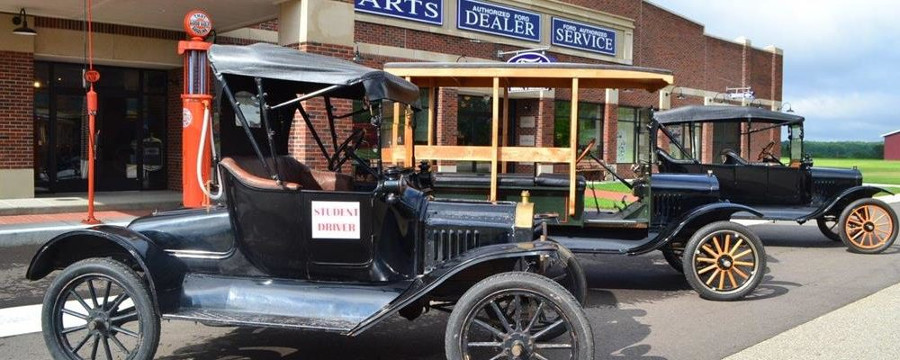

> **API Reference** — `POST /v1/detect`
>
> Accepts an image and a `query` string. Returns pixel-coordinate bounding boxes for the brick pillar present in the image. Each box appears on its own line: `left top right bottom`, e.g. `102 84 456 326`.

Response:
0 50 35 198
701 123 714 163
436 88 458 171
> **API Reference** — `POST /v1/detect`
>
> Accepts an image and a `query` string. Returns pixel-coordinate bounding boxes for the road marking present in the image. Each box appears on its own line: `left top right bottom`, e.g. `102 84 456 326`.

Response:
0 298 134 339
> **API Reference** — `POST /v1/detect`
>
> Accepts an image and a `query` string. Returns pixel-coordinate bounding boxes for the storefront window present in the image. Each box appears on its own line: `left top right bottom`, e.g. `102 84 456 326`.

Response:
668 123 703 160
351 89 430 160
457 94 494 173
554 101 603 157
33 62 167 192
616 107 650 163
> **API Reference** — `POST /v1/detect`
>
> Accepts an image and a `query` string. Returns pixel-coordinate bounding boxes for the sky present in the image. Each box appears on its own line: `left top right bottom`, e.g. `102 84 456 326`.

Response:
650 0 900 141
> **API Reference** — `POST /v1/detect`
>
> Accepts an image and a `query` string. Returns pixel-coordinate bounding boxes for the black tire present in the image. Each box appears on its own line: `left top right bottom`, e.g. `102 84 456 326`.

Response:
816 215 842 242
541 254 588 305
42 258 160 360
445 272 593 360
683 221 766 301
838 198 898 254
661 241 686 273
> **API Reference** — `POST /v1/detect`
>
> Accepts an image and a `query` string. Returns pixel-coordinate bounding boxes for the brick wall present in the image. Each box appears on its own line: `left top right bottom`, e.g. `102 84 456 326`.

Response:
166 68 183 190
0 51 35 170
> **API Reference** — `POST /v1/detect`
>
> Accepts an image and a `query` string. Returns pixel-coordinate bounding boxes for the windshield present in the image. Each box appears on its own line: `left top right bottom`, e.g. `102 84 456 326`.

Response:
784 124 803 162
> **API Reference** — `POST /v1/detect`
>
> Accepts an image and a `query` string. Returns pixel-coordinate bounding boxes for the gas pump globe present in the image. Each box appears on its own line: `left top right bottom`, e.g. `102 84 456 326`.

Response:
178 10 213 207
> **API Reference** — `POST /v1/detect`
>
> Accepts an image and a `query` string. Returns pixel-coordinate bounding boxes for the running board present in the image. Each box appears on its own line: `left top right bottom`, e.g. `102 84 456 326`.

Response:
165 273 410 333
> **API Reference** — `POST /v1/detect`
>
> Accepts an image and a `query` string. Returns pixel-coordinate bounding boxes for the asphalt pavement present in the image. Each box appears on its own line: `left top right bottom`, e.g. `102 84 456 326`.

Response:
0 202 898 359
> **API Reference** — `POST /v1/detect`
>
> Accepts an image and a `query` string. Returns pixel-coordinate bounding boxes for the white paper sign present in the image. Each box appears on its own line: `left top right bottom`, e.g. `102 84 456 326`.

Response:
311 201 361 239
520 116 536 128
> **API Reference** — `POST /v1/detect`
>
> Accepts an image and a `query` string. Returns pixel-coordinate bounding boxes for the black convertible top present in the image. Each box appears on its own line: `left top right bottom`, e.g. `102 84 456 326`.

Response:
654 105 804 125
208 43 420 104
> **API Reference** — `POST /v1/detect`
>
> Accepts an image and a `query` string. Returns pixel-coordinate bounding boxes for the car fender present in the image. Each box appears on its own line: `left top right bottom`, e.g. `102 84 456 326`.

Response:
805 186 895 222
347 241 570 336
639 202 764 254
26 225 184 314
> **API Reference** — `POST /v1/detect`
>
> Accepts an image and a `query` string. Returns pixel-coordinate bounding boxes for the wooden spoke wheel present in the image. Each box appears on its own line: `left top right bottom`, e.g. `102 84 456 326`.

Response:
816 215 843 242
683 221 766 301
839 198 898 254
42 259 160 360
445 272 593 360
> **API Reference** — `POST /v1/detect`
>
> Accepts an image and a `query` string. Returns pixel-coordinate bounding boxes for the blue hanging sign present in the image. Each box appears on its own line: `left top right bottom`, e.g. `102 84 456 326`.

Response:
506 52 553 64
355 0 444 26
457 0 541 42
551 17 617 56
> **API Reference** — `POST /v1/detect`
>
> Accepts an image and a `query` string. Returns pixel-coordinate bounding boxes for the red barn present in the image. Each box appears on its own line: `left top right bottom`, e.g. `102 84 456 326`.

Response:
884 129 900 160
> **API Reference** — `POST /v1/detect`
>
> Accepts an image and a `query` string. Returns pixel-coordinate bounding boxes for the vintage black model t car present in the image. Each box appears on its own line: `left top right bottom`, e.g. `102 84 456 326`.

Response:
26 43 594 360
381 63 769 301
653 105 898 254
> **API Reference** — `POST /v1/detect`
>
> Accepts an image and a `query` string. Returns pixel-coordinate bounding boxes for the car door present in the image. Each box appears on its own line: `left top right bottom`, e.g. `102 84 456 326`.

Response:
302 191 375 281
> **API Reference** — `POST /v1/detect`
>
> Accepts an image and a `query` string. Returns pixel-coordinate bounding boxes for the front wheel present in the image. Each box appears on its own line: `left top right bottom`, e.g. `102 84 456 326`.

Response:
445 272 594 360
42 258 160 360
839 198 898 254
683 221 766 301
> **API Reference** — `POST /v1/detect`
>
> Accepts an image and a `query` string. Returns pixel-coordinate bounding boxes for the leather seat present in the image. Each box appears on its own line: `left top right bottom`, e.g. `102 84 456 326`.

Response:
432 172 585 190
220 156 353 191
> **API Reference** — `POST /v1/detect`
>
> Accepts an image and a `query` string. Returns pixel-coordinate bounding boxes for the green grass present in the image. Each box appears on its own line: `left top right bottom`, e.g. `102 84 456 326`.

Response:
588 181 631 193
584 197 620 210
813 158 900 186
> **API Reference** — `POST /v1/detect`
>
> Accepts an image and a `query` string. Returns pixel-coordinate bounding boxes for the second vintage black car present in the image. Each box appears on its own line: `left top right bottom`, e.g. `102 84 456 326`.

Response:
653 105 898 254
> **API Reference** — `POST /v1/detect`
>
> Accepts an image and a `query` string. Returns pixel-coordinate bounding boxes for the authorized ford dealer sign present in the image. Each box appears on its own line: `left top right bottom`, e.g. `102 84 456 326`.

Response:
355 0 443 26
552 17 617 56
457 0 541 42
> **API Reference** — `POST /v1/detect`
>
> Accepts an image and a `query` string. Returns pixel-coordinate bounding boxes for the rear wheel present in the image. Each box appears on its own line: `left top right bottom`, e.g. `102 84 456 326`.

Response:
839 198 898 254
816 215 842 242
683 221 766 301
42 258 160 360
445 272 593 360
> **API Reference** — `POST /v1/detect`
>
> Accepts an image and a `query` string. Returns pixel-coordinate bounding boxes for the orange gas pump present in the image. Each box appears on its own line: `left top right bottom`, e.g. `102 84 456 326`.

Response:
178 10 213 208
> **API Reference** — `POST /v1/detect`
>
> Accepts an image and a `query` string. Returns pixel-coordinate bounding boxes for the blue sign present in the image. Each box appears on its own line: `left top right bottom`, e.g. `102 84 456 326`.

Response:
355 0 443 26
457 0 541 42
552 17 617 56
507 52 552 63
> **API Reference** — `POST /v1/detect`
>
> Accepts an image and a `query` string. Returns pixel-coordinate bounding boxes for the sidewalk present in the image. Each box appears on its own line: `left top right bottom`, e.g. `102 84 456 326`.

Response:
0 190 181 216
726 282 900 360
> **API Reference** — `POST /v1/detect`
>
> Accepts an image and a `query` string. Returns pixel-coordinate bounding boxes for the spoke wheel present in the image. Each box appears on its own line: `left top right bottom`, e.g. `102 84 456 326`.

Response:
816 215 842 242
839 198 898 254
445 272 593 360
42 259 159 360
683 221 766 301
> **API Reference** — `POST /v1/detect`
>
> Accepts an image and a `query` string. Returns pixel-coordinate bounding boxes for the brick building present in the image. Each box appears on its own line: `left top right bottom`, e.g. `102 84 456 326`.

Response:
884 130 900 161
0 0 784 199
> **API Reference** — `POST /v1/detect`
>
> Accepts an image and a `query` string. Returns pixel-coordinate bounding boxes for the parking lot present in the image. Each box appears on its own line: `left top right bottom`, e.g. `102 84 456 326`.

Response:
2 208 899 359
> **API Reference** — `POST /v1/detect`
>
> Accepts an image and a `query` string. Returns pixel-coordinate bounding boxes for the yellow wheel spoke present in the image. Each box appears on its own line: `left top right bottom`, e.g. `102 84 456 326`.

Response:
696 257 717 264
734 261 755 267
712 236 723 255
732 249 753 260
706 269 721 286
727 270 738 289
698 263 718 274
733 266 749 279
850 230 865 241
872 213 886 223
729 239 744 256
847 218 864 225
717 270 725 290
723 234 732 255
701 245 718 258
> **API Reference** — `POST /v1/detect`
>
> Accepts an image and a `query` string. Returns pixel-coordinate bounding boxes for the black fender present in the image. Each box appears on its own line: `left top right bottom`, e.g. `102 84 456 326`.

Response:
803 186 894 223
26 225 185 315
634 202 764 255
347 241 572 336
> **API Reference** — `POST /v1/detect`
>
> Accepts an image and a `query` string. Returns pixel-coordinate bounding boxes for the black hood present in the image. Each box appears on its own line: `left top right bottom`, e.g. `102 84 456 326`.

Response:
810 167 862 184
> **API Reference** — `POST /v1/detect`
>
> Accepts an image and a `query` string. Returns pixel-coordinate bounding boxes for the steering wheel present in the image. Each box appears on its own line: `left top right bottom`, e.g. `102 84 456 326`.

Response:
757 141 779 163
330 127 366 171
576 138 597 164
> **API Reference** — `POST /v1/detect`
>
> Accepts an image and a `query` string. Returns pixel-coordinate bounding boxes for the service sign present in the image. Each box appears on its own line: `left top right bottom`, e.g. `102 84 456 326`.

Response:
457 0 541 42
311 201 361 239
552 17 617 56
355 0 444 26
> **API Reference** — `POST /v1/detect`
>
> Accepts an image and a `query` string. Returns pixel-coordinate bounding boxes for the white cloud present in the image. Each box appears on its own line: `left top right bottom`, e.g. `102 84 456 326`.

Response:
650 0 900 141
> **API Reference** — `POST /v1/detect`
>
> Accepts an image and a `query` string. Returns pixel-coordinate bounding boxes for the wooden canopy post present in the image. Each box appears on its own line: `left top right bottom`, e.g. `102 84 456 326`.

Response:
490 77 500 202
427 87 436 146
569 78 580 216
501 87 510 173
391 102 400 165
404 76 414 166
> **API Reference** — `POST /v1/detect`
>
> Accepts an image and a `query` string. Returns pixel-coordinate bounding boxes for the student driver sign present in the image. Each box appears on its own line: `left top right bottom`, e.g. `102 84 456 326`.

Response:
311 201 361 239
